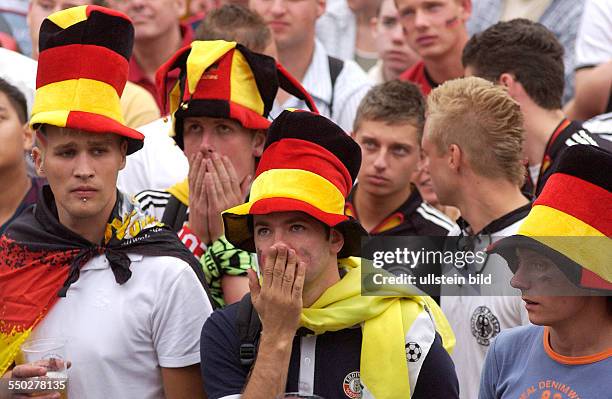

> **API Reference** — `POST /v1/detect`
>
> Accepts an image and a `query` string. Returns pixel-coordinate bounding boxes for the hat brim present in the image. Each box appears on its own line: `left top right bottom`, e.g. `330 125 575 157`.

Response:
31 110 144 155
488 235 612 292
223 197 367 258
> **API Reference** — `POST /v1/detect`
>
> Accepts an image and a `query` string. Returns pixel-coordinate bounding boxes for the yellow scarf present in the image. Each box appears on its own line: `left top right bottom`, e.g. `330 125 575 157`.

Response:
166 178 190 206
300 258 455 398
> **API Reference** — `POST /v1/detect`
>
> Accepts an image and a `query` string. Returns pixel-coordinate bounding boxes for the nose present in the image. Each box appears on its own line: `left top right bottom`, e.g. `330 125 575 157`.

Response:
372 149 388 171
270 0 286 16
510 264 530 291
198 131 216 154
390 21 405 42
74 152 95 180
414 9 429 29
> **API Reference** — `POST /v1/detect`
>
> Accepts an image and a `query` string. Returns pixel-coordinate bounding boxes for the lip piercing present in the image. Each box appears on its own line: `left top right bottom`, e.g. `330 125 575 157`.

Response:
81 198 88 202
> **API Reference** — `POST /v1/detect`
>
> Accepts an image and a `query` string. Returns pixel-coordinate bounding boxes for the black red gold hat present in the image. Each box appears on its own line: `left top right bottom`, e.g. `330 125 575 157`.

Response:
30 6 144 154
222 109 366 258
156 40 318 149
490 145 611 291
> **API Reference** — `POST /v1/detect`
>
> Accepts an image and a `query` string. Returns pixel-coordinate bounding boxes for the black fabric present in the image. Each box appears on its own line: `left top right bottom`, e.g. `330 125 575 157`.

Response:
39 9 133 60
327 55 344 118
161 194 189 232
236 293 261 368
546 143 612 192
4 185 211 299
201 302 459 399
264 110 362 182
173 99 232 149
457 203 532 236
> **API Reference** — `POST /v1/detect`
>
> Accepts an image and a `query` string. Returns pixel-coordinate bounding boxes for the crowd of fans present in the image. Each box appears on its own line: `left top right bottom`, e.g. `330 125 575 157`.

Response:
0 0 610 398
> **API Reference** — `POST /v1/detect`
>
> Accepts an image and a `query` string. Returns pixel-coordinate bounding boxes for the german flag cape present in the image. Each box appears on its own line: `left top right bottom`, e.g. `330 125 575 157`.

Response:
0 186 210 375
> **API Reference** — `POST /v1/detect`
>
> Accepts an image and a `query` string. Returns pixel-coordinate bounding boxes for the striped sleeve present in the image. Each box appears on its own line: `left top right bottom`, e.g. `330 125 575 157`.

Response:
133 189 171 221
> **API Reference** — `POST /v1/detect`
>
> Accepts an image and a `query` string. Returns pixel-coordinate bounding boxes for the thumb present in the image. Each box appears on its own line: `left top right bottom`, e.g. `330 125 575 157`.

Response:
240 175 252 199
247 268 261 301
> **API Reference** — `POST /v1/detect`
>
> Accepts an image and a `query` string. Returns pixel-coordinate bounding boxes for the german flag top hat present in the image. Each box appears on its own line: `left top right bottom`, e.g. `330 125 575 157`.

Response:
30 6 144 154
490 145 612 292
156 40 318 149
222 109 366 258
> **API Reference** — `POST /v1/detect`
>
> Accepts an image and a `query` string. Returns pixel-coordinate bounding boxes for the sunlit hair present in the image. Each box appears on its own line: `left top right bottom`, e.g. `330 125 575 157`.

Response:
426 76 525 186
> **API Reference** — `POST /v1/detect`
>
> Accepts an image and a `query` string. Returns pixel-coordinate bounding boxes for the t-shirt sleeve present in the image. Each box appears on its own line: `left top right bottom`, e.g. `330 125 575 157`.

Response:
412 332 459 399
478 332 501 399
575 0 612 69
152 264 213 368
200 305 249 399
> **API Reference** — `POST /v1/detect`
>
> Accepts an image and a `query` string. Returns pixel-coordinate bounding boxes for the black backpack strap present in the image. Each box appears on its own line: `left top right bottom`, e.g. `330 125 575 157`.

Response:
327 55 344 119
236 293 262 368
161 194 189 232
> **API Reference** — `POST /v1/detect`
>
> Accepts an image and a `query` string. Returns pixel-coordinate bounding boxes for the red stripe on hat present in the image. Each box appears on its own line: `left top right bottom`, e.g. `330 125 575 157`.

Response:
580 268 612 291
534 172 612 236
256 138 352 196
190 49 233 102
66 111 144 140
229 102 270 130
37 44 128 94
249 197 349 227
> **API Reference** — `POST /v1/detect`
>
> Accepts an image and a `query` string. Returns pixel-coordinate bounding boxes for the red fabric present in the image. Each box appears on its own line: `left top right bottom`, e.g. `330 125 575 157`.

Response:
191 49 233 102
66 111 144 140
256 138 353 196
129 22 194 113
249 197 349 226
0 32 18 52
534 172 611 236
399 61 432 96
37 44 128 94
580 267 612 291
0 238 72 334
229 102 271 130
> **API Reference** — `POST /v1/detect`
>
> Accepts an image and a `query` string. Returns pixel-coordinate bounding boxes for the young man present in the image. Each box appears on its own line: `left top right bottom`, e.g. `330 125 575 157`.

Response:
26 0 160 128
135 41 317 308
0 78 44 235
368 0 420 84
347 80 455 236
249 0 371 132
422 77 531 399
106 0 193 112
200 109 458 399
483 144 612 399
462 18 612 197
0 7 212 398
396 0 471 95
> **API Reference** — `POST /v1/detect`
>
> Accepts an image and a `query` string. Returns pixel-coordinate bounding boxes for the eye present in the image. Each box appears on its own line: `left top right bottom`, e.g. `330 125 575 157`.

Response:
216 124 233 135
92 147 108 156
392 146 410 156
56 149 75 158
255 227 271 237
185 122 203 135
381 17 397 29
399 8 415 19
361 140 377 151
290 224 305 232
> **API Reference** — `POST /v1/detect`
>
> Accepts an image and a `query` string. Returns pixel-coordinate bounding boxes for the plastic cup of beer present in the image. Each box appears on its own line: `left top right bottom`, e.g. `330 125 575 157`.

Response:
19 338 69 398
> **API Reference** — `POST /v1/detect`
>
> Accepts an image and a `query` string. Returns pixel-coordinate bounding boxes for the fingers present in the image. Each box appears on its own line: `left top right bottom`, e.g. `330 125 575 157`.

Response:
11 364 48 378
271 245 289 289
211 153 234 197
240 173 253 200
292 261 306 302
261 246 277 289
247 268 261 301
281 249 297 295
222 155 246 201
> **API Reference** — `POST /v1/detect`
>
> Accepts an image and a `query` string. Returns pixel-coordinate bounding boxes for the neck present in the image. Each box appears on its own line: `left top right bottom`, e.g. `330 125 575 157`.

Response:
133 26 183 83
456 178 528 234
56 191 117 244
423 33 468 85
277 38 315 84
0 165 31 225
522 106 566 166
548 300 612 357
354 185 412 232
302 263 341 307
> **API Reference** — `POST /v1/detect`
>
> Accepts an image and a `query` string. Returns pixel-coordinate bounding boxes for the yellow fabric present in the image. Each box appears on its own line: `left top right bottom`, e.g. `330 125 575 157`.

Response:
300 258 455 399
120 82 160 128
29 110 69 129
187 41 236 95
230 50 264 115
46 5 88 29
32 78 124 124
166 178 190 207
518 205 611 282
0 326 34 376
224 169 345 216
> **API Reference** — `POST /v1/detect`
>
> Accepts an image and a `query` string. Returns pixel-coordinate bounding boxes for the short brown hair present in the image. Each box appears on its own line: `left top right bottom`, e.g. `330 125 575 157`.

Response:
353 80 425 140
462 18 564 110
427 77 525 186
195 4 271 53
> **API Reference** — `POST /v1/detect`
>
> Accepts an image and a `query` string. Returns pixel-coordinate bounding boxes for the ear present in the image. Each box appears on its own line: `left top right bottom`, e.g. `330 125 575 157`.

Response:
31 147 46 178
119 140 128 170
252 130 266 158
316 0 326 18
459 0 472 20
175 0 188 17
370 17 378 35
447 143 462 173
22 124 34 151
329 228 345 255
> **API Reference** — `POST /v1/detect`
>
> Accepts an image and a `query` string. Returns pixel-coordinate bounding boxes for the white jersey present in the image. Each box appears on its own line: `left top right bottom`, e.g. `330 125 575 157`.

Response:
31 253 212 399
441 204 531 399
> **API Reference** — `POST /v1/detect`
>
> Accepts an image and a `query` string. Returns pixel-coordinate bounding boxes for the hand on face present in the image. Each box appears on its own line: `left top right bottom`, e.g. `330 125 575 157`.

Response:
248 244 306 338
188 151 251 244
